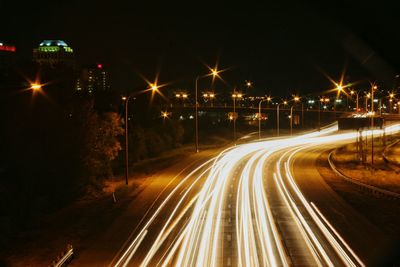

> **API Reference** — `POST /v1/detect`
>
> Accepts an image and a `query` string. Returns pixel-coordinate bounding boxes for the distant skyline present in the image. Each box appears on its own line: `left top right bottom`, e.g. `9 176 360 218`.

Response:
2 1 399 95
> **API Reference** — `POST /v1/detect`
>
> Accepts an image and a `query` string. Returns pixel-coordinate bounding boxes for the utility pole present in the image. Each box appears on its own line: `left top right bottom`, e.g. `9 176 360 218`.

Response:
290 106 294 136
371 85 376 167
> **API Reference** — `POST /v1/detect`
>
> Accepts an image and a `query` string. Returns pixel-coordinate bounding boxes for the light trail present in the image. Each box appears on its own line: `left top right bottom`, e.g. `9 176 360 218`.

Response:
113 123 399 266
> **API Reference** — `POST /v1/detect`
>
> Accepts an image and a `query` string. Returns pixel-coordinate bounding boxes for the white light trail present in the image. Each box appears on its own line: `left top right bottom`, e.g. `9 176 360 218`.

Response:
113 123 397 266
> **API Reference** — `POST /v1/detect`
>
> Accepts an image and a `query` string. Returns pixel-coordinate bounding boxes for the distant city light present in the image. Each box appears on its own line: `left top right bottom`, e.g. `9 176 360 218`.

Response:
97 64 102 69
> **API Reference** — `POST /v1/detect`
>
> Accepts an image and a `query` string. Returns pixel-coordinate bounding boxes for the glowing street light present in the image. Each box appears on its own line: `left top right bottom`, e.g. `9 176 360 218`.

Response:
290 96 301 136
364 92 371 112
350 90 360 112
150 83 159 92
232 91 243 143
203 92 215 106
30 83 42 91
388 92 395 113
370 83 378 166
123 81 163 185
195 67 223 152
258 97 271 139
245 80 252 88
161 111 169 119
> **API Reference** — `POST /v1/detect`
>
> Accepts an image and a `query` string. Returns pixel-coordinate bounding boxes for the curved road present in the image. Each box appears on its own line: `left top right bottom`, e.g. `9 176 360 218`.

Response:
108 124 400 267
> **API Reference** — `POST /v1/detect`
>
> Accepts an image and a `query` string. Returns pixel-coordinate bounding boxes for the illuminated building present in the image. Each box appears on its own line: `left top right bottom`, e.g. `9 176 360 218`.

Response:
0 41 18 90
0 41 16 53
33 40 75 67
75 63 110 93
0 41 16 66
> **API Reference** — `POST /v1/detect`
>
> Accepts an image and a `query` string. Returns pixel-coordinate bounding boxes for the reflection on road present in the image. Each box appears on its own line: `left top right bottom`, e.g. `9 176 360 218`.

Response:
114 124 400 267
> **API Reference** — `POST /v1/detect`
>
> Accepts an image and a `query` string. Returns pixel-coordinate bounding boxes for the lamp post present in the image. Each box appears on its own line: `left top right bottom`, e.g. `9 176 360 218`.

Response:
397 101 400 115
176 93 188 107
318 98 322 131
258 98 268 139
318 97 330 131
365 92 371 112
232 92 242 143
290 106 294 136
123 84 159 185
195 69 219 153
371 85 377 166
203 92 215 107
389 93 395 113
277 100 287 136
290 96 300 136
350 90 359 112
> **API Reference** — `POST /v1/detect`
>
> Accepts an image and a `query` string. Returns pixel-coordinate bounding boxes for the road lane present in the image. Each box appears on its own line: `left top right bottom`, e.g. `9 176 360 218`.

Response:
75 148 223 267
289 144 390 265
109 123 400 266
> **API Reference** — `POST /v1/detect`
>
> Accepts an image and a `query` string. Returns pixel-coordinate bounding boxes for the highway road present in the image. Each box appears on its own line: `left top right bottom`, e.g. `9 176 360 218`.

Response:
107 124 400 267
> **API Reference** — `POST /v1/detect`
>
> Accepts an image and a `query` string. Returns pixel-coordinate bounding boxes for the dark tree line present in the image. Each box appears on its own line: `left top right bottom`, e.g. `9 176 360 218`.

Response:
0 67 124 235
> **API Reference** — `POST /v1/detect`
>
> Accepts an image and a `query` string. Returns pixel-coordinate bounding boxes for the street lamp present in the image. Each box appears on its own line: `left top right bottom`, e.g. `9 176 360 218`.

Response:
232 92 242 143
389 92 395 113
371 84 377 166
317 97 329 131
258 98 268 139
203 92 215 107
195 69 220 153
30 83 42 91
245 80 252 88
277 100 287 137
289 96 300 136
365 92 371 112
123 83 160 185
175 93 188 107
350 90 360 112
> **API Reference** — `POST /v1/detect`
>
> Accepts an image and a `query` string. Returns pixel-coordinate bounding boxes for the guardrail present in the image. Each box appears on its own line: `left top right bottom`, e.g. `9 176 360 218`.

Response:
328 151 400 200
50 244 74 267
382 139 400 164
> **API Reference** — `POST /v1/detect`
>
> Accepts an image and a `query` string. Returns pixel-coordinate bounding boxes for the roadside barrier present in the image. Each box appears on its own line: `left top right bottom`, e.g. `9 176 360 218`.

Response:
328 151 400 200
382 139 400 164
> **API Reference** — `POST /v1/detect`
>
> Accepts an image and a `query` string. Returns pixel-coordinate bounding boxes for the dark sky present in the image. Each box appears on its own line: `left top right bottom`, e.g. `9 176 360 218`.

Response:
2 1 400 96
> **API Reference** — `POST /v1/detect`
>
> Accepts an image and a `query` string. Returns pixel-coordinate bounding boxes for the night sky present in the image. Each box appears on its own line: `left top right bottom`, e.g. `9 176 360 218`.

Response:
2 1 400 96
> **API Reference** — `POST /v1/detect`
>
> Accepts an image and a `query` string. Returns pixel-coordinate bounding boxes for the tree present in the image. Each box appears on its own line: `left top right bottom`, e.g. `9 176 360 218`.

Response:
80 103 124 182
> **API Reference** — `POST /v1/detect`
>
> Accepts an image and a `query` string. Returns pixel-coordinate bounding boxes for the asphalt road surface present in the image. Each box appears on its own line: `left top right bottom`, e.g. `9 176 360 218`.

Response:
78 124 400 266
